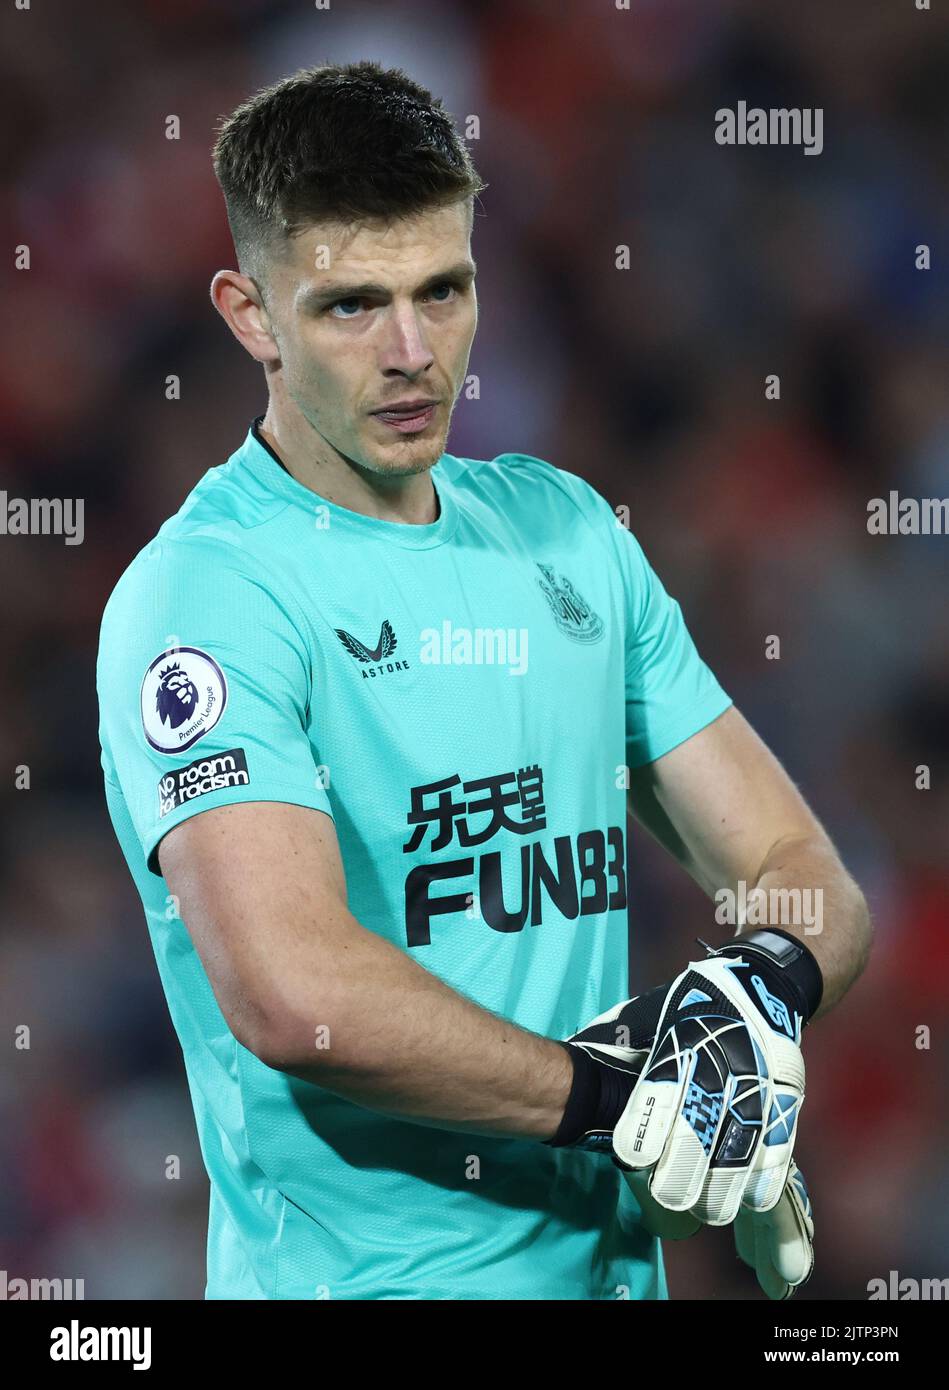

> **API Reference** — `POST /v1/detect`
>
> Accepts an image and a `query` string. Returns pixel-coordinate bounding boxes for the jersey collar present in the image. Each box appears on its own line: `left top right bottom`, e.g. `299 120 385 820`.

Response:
239 417 459 550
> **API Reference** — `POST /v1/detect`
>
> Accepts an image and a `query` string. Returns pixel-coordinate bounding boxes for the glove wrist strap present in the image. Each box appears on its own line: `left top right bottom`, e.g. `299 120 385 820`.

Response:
710 927 823 1025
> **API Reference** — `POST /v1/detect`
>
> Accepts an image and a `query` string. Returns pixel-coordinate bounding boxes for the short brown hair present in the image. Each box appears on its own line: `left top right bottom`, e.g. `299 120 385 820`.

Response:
212 60 485 284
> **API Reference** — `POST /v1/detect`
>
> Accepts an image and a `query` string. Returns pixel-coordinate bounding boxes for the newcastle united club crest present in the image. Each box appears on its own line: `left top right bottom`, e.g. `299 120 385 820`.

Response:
536 563 604 644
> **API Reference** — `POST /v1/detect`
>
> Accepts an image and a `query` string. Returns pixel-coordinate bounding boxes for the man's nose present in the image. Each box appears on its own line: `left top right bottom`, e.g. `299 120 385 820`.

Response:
378 306 435 376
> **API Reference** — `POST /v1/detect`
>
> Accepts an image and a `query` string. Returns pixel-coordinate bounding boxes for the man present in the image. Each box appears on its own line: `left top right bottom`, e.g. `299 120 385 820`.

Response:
96 60 871 1300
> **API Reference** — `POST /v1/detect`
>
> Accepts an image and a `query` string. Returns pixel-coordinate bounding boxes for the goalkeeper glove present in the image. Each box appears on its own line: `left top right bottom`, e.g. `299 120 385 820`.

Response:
545 929 821 1181
610 927 822 1225
545 929 821 1298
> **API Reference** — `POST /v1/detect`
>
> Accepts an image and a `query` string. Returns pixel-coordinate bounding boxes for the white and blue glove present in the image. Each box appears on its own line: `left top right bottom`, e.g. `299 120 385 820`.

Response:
546 928 822 1298
611 928 819 1223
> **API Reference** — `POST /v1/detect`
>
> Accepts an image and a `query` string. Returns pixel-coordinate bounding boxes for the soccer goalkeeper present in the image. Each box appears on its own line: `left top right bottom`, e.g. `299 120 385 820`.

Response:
96 61 872 1300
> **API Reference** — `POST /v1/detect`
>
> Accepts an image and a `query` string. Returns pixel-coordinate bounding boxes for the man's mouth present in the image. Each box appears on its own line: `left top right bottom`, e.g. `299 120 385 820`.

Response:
371 401 439 434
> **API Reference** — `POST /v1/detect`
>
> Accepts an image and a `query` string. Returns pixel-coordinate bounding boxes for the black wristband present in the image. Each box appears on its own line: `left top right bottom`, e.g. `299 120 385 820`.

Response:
714 927 823 1026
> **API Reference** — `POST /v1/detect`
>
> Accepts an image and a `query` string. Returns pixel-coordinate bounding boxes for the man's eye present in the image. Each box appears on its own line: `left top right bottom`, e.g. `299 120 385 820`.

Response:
327 283 458 317
329 298 363 318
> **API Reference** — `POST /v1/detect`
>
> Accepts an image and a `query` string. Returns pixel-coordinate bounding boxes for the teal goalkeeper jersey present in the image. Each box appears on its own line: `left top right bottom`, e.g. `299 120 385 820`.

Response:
96 419 733 1300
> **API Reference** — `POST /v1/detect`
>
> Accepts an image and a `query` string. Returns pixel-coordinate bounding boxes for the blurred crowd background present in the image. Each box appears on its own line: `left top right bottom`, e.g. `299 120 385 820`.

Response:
1 0 947 1300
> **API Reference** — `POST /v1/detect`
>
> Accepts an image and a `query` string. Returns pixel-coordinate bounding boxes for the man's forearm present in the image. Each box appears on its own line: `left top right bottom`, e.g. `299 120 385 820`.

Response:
250 832 867 1144
733 832 873 1017
262 912 574 1142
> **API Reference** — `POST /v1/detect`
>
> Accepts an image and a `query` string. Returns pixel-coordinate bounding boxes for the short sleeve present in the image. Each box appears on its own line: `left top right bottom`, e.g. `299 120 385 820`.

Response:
97 536 333 876
616 527 733 768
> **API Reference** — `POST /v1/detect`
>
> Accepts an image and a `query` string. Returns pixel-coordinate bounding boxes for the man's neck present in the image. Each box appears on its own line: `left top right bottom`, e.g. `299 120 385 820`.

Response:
256 411 440 526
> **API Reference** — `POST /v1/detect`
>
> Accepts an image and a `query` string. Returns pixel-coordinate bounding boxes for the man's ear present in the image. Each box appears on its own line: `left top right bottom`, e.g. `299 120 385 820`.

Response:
210 269 280 364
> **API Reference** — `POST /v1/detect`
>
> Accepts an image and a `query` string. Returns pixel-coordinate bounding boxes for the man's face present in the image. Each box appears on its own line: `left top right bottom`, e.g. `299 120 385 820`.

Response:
264 202 477 476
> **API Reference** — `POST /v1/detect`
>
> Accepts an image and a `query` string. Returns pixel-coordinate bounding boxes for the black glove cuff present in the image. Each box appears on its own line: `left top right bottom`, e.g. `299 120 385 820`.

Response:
544 1041 634 1150
714 927 823 1026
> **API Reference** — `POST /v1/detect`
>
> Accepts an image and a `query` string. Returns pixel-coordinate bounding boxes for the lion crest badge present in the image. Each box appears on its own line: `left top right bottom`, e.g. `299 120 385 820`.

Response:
140 646 228 754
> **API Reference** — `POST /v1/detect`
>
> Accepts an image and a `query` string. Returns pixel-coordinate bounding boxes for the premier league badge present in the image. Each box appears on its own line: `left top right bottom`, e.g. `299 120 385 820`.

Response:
140 646 228 754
